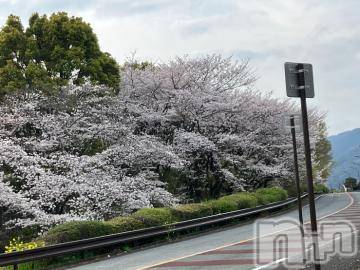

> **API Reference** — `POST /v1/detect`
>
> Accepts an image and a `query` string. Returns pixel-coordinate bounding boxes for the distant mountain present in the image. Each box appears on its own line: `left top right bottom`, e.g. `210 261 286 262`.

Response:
328 128 360 188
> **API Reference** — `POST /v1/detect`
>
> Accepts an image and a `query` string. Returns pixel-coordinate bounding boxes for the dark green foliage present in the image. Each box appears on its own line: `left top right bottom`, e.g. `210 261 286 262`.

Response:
344 177 358 190
81 138 107 156
159 167 185 196
2 163 25 192
255 187 288 205
171 203 213 220
182 156 227 202
284 183 307 197
105 217 145 233
43 221 114 245
123 61 153 71
0 13 120 96
0 225 41 253
14 122 42 138
13 225 42 243
131 208 177 226
313 121 333 179
0 260 47 270
314 183 329 194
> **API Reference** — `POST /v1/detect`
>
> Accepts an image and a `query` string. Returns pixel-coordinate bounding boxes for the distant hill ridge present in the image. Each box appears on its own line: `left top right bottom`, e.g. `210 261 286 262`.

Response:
328 128 360 188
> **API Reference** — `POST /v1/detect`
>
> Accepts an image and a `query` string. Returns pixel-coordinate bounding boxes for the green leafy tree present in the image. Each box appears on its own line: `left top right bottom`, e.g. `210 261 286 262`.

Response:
344 177 358 190
0 12 120 96
313 121 333 180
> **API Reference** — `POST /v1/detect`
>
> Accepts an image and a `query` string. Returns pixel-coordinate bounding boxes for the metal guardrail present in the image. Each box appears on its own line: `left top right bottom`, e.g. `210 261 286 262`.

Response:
0 194 307 267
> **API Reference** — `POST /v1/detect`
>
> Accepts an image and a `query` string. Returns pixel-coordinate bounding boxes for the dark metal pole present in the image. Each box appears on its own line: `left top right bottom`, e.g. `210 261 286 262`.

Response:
290 115 306 263
290 115 304 229
297 63 320 269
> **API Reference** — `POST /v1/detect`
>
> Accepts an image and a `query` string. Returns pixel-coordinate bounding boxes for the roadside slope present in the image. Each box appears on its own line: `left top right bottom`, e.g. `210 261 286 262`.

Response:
69 193 350 270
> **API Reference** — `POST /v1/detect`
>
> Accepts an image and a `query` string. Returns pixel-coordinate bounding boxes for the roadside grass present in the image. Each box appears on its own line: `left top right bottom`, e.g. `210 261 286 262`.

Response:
314 183 329 194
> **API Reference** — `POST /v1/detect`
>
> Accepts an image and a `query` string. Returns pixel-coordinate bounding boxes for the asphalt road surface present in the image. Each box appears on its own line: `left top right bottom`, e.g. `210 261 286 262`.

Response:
69 193 352 270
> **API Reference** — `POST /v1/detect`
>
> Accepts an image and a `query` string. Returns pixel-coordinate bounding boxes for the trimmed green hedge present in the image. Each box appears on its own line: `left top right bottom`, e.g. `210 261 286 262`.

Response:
171 203 213 220
255 187 288 205
205 193 259 214
105 217 146 233
205 198 238 214
43 221 114 245
221 193 258 209
131 208 176 226
41 187 289 245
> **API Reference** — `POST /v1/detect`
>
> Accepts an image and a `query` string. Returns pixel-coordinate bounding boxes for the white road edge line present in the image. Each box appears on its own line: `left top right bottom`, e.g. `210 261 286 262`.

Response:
138 192 353 270
252 258 287 270
254 230 359 270
268 228 359 270
250 192 355 270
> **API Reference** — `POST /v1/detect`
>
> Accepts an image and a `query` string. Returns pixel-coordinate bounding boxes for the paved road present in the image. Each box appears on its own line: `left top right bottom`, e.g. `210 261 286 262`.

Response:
273 192 360 270
69 193 351 270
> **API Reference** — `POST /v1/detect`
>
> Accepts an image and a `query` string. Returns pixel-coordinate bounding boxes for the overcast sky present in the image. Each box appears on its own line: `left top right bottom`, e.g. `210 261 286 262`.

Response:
0 0 359 135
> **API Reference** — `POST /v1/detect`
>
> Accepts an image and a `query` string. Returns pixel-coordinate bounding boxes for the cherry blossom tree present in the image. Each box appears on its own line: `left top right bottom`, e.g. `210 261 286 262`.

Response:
0 54 324 232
